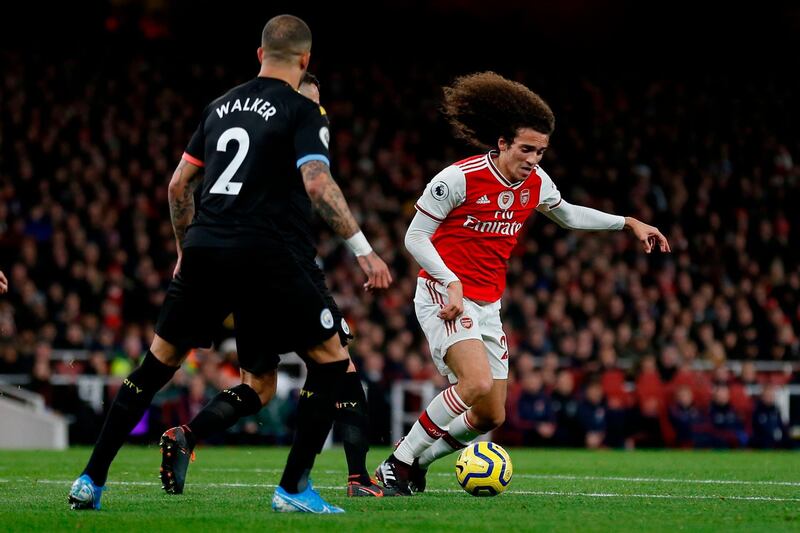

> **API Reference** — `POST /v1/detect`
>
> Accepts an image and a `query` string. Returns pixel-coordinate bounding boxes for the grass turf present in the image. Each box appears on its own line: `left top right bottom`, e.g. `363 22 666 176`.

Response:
0 446 798 532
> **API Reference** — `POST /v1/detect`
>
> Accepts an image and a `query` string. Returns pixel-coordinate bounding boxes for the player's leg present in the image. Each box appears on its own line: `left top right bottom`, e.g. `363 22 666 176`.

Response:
334 359 397 496
184 368 276 445
234 247 347 512
337 359 371 486
416 378 507 471
376 279 485 494
378 338 491 494
272 332 349 513
160 368 277 494
395 339 490 462
70 247 227 509
415 303 509 477
69 334 186 509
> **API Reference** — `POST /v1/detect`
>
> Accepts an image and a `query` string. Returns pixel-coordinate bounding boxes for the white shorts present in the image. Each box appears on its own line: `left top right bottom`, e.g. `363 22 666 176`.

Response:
414 277 508 384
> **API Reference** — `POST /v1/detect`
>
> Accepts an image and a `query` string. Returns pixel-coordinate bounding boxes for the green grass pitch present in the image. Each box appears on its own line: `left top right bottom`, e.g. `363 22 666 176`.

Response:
1 446 798 532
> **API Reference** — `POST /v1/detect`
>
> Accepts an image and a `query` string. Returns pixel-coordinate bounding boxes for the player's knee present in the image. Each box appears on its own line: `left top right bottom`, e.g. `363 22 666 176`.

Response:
458 376 493 404
248 382 274 406
149 335 185 367
240 371 276 406
306 334 348 364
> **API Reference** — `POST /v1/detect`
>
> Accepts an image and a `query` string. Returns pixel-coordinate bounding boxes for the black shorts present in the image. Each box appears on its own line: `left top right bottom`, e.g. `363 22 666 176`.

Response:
155 247 350 374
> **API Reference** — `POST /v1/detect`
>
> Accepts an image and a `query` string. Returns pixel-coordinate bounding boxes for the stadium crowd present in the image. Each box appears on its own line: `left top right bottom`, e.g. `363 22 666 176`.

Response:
0 48 798 449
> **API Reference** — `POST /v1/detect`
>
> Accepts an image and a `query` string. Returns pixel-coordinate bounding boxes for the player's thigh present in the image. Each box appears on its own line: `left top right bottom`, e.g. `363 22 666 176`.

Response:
414 277 483 375
479 303 509 381
469 379 508 430
444 339 493 385
232 250 345 372
154 248 232 354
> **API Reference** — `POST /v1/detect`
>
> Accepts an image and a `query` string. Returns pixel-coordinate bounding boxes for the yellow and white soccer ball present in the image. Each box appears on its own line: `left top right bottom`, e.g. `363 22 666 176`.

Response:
455 442 513 496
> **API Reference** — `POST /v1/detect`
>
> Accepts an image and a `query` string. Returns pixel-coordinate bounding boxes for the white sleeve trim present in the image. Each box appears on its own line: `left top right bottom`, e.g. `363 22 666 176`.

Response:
542 199 625 231
404 212 460 287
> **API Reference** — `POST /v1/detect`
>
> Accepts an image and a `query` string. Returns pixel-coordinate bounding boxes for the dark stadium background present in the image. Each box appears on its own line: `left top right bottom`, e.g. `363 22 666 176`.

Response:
1 1 799 450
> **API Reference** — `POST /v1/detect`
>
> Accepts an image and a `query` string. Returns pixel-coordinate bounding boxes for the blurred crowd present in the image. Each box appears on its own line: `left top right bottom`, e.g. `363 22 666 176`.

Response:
0 48 798 448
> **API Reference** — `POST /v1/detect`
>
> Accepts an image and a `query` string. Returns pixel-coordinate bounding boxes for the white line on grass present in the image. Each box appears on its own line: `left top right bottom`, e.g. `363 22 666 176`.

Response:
32 480 800 503
201 468 800 487
521 474 800 488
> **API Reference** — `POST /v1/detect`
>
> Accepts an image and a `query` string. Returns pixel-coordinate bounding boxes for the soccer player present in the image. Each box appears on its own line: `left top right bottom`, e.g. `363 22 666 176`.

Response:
376 72 670 494
296 72 392 496
156 71 393 499
68 15 392 514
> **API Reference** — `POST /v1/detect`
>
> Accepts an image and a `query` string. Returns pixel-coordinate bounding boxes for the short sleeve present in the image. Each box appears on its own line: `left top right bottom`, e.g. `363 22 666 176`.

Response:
535 165 562 211
414 165 467 222
294 103 330 169
182 121 205 167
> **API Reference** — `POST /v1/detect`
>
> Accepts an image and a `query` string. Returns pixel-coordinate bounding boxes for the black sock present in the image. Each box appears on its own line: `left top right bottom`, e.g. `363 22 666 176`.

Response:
279 359 349 493
335 371 371 484
83 351 178 486
186 384 262 445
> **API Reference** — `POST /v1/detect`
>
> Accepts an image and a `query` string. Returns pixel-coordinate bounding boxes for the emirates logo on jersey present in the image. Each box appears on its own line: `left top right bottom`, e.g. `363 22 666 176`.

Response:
498 190 514 210
463 215 523 235
520 189 530 207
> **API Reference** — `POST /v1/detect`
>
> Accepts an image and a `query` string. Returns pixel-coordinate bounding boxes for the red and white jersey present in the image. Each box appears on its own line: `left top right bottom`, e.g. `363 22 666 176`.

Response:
414 151 561 302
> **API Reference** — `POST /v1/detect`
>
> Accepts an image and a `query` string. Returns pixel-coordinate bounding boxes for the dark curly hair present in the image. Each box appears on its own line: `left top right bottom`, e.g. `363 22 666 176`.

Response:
442 72 555 150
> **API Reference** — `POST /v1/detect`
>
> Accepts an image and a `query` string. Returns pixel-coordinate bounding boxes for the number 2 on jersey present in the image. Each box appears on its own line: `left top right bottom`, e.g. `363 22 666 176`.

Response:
210 127 249 195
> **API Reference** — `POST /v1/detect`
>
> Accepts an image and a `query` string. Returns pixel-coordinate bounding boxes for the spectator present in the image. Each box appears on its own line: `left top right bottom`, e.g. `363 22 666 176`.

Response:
577 378 607 449
750 385 789 449
668 385 708 448
513 369 556 446
551 369 581 447
708 384 748 448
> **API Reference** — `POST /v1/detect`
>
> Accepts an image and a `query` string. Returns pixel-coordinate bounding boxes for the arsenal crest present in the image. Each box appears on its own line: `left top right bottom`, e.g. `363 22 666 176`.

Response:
497 190 514 210
520 189 530 207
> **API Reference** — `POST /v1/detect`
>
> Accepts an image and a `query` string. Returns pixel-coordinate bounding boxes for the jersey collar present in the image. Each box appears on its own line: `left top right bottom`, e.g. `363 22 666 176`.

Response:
485 151 532 190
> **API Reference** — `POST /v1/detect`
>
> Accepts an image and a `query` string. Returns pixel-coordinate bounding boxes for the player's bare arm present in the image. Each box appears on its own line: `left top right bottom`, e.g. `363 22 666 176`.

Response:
168 159 204 277
300 160 360 237
300 159 392 290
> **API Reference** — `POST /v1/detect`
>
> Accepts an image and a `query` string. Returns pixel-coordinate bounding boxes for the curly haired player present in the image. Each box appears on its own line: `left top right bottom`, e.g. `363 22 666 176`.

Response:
376 72 670 494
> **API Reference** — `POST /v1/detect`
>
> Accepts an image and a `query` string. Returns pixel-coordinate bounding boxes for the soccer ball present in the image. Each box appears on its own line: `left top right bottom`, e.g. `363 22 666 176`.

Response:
455 442 513 496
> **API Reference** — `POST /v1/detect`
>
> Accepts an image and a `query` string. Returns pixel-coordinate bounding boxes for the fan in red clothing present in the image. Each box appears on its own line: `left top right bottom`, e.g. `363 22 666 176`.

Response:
376 72 671 495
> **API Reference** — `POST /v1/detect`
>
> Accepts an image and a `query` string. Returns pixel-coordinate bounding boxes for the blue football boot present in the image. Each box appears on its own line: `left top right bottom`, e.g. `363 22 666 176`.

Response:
68 474 106 510
271 482 344 514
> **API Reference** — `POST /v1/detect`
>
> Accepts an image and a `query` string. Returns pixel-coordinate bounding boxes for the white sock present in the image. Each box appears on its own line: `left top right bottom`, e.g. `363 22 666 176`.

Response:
393 386 469 465
418 411 483 468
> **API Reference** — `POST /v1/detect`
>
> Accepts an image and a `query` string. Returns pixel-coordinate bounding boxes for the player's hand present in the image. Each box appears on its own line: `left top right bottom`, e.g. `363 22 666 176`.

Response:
438 280 464 320
624 217 671 254
356 251 393 291
0 270 7 294
173 252 182 279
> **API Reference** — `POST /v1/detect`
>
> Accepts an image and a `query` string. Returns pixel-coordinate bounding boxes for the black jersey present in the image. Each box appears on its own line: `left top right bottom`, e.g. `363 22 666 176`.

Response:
181 76 330 250
279 106 331 263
